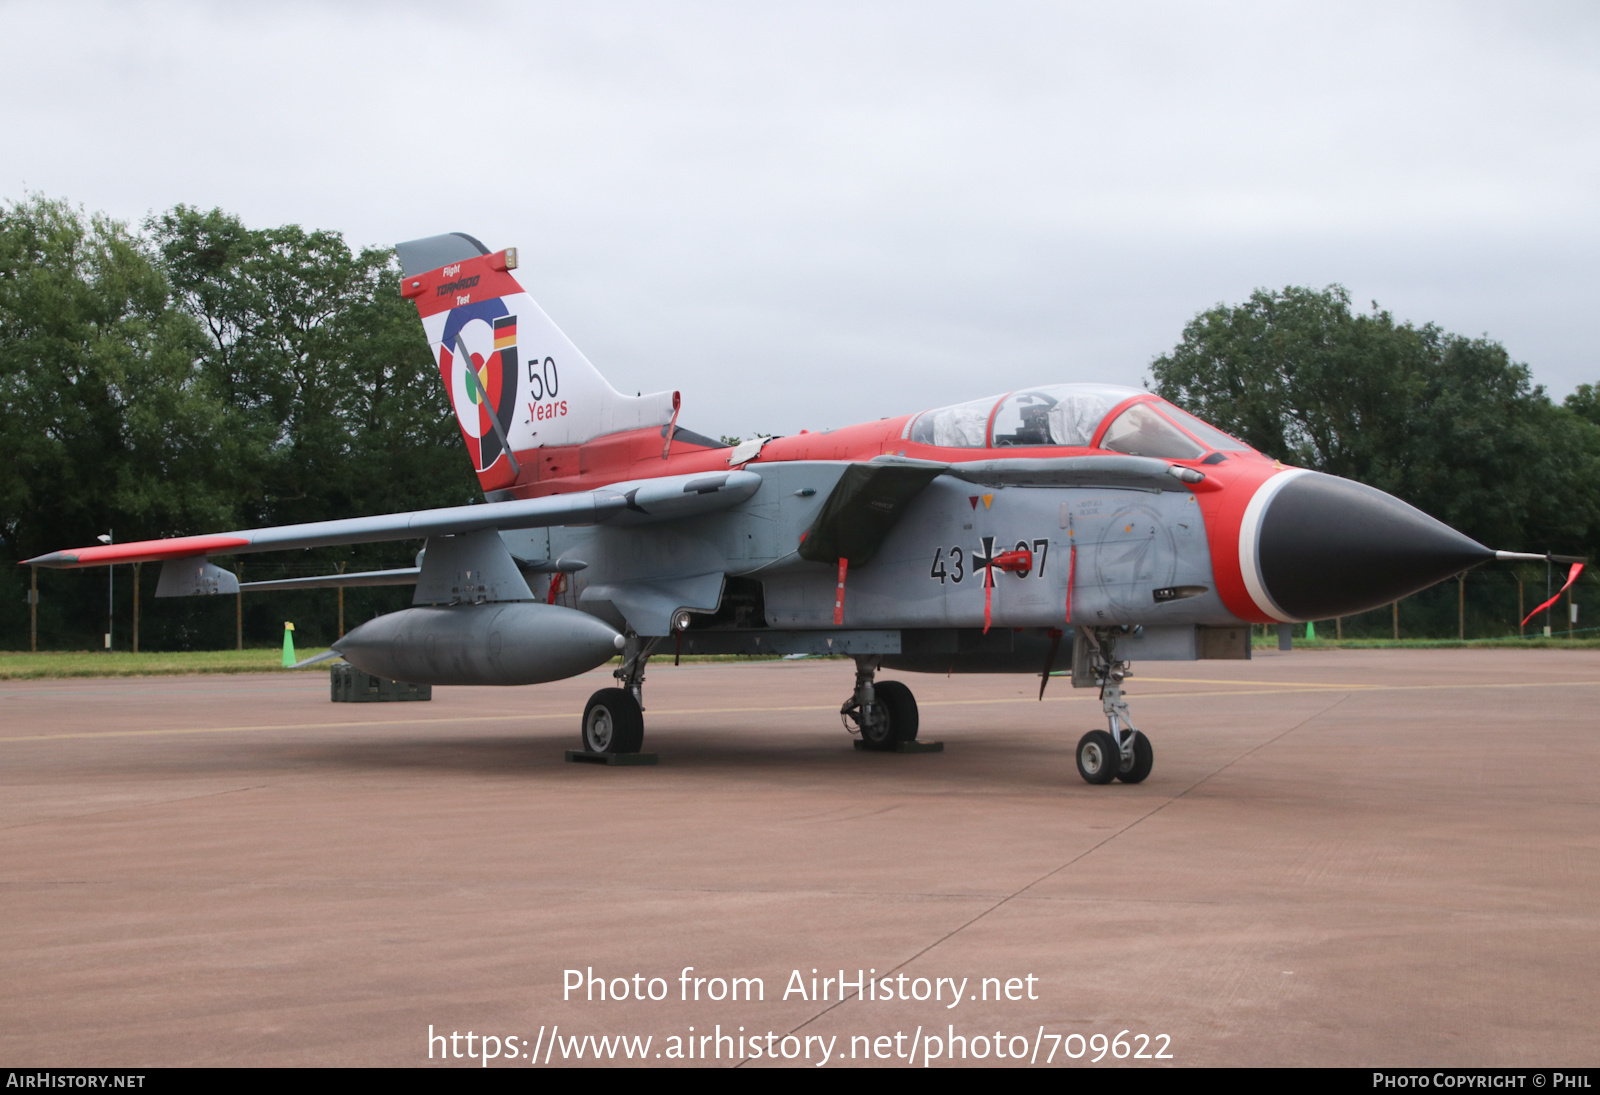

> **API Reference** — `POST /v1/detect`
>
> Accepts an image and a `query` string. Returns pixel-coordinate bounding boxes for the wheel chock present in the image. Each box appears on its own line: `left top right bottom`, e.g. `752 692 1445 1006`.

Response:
853 740 943 753
565 750 659 766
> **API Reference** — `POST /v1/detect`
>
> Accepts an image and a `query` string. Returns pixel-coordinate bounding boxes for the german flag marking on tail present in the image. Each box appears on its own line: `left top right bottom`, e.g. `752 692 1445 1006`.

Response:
493 315 517 350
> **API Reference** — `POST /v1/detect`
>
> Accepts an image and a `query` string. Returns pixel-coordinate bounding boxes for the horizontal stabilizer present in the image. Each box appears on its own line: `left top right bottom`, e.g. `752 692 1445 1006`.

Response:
241 568 421 592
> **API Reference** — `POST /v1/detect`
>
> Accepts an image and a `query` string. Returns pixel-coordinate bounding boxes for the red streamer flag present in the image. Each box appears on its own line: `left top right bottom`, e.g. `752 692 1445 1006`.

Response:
1521 562 1585 628
983 567 993 634
1065 543 1077 625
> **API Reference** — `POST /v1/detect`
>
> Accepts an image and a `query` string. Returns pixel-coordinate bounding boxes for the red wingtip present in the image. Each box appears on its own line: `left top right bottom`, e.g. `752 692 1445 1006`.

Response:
27 534 251 568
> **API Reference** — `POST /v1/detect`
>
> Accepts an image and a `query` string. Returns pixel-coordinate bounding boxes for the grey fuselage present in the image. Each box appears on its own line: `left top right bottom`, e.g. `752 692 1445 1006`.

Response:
488 462 1241 670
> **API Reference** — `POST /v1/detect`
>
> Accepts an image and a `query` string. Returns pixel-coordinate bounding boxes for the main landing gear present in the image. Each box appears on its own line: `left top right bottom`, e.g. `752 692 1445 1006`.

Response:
1074 628 1154 786
580 633 659 754
842 657 920 750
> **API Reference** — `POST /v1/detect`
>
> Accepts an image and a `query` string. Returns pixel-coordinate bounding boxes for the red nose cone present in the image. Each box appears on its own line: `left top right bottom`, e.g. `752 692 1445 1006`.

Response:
1255 472 1493 620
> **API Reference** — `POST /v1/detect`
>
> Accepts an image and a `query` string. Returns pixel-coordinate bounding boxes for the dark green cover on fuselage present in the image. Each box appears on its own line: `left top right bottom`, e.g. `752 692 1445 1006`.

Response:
797 463 944 567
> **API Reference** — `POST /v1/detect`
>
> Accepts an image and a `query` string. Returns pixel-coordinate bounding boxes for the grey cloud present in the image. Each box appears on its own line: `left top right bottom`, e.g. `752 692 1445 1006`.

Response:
5 1 1596 439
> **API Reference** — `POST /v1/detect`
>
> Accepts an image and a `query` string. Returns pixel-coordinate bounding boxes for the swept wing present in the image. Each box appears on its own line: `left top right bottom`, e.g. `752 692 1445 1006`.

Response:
25 471 762 570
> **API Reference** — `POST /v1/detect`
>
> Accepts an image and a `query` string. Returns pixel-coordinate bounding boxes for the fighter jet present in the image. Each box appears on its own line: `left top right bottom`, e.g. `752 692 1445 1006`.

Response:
26 233 1580 784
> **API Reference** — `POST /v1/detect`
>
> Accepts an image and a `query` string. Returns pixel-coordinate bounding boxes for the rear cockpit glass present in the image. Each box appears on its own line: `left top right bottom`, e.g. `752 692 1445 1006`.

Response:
906 396 997 447
1157 403 1250 451
1099 402 1205 460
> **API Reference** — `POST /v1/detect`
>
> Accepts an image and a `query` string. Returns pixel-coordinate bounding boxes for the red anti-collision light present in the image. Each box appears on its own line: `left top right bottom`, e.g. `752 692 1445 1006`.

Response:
992 549 1032 572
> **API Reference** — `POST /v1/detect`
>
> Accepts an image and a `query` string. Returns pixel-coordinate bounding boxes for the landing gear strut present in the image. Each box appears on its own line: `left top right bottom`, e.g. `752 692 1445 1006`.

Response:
1073 628 1154 785
579 632 659 754
613 632 661 713
842 657 920 750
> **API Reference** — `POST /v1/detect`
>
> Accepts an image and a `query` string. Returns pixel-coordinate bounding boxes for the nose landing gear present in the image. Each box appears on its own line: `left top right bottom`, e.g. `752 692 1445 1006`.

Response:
1073 628 1154 785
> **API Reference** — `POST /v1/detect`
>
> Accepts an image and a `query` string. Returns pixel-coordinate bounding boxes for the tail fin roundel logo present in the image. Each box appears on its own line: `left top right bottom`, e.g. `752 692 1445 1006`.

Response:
438 300 520 473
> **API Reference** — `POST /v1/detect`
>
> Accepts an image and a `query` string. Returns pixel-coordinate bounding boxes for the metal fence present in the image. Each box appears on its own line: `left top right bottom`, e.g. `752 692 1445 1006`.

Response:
1285 564 1594 641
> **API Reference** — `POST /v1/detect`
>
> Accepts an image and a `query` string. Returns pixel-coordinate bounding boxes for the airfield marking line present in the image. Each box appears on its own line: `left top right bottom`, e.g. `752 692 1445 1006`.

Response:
0 712 577 744
1137 676 1381 689
0 702 886 743
0 695 1226 745
1187 679 1600 694
769 695 1358 1049
0 784 266 835
0 691 1300 744
1 680 1596 745
850 693 1362 1028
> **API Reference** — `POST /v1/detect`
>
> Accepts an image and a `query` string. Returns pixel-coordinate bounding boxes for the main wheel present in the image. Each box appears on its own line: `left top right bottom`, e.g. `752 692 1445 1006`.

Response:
581 688 644 754
857 680 919 751
1115 730 1153 784
1076 729 1121 785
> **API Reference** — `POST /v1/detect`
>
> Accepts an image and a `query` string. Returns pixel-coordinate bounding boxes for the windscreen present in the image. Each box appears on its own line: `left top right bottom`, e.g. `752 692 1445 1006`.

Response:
1157 401 1252 451
1099 402 1205 459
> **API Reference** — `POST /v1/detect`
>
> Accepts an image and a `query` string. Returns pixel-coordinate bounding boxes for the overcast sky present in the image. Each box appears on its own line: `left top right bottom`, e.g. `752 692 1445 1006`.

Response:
6 1 1598 440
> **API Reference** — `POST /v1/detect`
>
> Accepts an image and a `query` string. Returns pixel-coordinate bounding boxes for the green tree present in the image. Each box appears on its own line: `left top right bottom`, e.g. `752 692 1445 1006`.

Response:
0 196 230 646
148 206 480 646
1 200 481 650
150 206 477 530
1149 285 1600 558
1566 382 1600 428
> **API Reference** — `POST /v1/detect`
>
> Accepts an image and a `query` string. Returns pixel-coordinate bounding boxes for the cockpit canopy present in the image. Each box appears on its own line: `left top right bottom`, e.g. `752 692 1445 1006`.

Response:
904 383 1250 459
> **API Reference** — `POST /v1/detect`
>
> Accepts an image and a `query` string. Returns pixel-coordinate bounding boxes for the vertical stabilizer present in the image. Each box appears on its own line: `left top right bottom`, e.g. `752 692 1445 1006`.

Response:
398 234 678 492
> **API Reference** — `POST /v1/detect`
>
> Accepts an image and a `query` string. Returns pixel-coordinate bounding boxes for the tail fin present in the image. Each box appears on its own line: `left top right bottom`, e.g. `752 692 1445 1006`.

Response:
397 233 677 493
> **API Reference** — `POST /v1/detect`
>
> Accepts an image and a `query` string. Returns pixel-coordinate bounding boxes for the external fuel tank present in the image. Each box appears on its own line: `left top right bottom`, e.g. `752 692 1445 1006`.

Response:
333 602 625 686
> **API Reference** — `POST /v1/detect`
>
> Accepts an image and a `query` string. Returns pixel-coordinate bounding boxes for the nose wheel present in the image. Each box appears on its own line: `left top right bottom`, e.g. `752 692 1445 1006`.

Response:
1114 729 1153 783
1076 726 1153 784
1076 730 1121 784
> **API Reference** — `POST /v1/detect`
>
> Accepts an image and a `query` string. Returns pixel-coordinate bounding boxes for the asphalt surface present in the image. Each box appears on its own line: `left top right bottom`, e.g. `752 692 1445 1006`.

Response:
1 649 1597 1068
